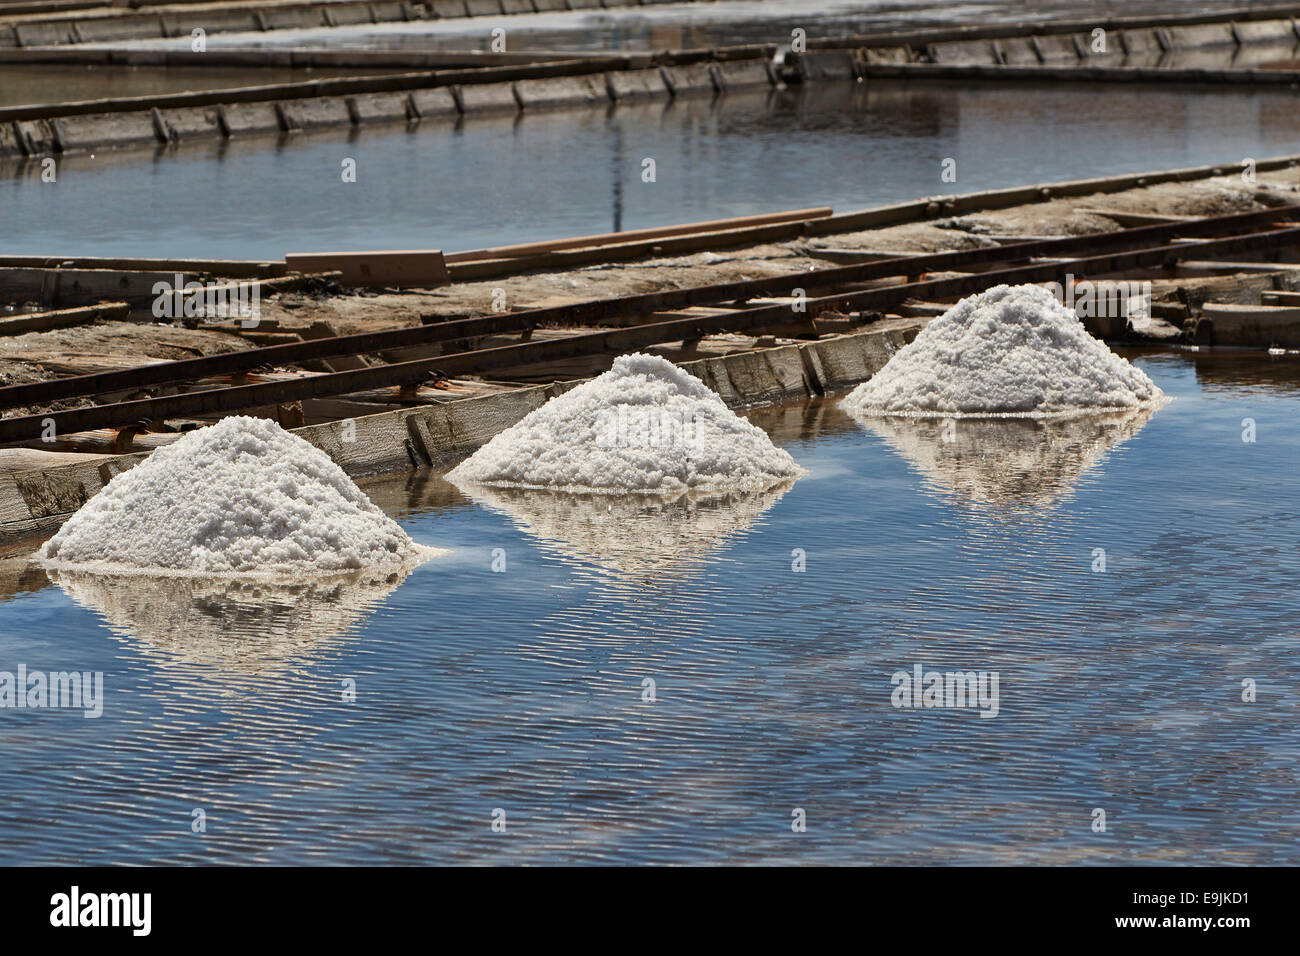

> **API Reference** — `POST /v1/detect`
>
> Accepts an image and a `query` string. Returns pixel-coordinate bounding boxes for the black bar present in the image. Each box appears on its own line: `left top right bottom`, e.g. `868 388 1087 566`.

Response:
0 866 1280 942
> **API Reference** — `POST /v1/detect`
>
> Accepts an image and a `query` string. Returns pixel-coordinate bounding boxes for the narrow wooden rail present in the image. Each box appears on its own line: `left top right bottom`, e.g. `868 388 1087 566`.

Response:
444 208 834 264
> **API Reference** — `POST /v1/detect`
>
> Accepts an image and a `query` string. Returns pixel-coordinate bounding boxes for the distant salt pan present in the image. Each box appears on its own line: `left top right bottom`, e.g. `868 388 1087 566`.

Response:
842 284 1165 418
447 353 806 492
39 416 434 576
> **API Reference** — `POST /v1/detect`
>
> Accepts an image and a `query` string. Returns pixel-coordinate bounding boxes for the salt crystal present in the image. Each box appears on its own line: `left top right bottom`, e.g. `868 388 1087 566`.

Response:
842 284 1165 417
38 416 435 576
447 353 806 492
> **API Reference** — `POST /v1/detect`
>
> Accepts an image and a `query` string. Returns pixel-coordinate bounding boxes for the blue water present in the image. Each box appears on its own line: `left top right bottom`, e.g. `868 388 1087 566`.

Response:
3 79 1298 260
0 348 1296 864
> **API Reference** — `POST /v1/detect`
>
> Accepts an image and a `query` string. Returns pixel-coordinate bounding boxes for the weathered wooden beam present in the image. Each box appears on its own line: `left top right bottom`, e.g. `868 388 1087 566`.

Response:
1178 260 1300 273
0 56 658 124
0 300 127 336
445 208 834 263
0 255 286 279
284 252 447 289
804 3 1300 51
0 267 210 309
863 62 1300 85
1201 301 1300 345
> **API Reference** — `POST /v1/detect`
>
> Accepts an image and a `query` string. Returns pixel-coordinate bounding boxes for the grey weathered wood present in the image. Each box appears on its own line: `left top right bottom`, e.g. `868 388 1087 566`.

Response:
0 300 128 336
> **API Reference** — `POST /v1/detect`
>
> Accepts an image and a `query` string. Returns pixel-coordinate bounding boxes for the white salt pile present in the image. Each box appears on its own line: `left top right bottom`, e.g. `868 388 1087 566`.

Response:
39 416 435 576
842 284 1165 417
447 353 806 493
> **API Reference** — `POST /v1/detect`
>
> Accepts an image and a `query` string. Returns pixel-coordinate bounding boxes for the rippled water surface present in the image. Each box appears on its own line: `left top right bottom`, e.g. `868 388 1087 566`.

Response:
0 348 1297 864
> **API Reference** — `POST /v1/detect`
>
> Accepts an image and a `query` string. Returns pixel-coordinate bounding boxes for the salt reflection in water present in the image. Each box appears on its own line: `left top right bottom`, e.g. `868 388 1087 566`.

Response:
47 568 414 685
454 481 796 579
847 405 1163 514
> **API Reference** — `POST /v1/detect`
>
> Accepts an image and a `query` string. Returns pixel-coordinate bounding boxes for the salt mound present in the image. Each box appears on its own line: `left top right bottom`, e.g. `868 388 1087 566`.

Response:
842 284 1165 417
39 416 434 575
446 353 806 492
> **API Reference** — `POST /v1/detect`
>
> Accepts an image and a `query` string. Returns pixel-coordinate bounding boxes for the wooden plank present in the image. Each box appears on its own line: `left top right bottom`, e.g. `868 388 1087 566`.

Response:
0 256 286 279
0 448 112 475
283 251 448 288
1201 301 1300 346
1178 260 1300 273
0 300 127 336
447 221 824 279
444 207 833 263
0 56 645 124
816 154 1300 235
0 267 196 309
863 61 1300 85
803 2 1300 51
1 269 334 313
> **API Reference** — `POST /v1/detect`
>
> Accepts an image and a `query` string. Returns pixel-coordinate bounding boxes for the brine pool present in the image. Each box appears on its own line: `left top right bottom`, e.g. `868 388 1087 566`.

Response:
3 78 1299 260
0 347 1297 864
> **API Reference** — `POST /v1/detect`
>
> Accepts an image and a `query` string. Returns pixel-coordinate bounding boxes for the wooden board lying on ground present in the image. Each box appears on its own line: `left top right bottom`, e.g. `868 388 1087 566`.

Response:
284 250 448 288
1201 302 1300 346
444 208 834 263
0 300 127 335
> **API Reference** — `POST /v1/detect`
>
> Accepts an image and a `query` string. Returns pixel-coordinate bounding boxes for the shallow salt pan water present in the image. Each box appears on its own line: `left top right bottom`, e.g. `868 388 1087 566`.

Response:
0 349 1296 864
3 79 1298 260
